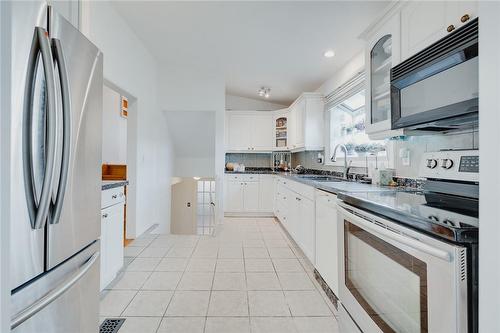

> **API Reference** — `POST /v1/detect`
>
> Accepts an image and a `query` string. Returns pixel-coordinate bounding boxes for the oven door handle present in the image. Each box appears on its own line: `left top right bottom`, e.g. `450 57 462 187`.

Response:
339 205 452 262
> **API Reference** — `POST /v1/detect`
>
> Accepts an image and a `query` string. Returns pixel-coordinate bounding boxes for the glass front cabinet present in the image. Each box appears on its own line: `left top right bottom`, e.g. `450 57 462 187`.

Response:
364 13 405 139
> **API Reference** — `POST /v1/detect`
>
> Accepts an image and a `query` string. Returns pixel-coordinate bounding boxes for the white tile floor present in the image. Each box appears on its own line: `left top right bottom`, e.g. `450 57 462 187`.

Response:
100 217 340 333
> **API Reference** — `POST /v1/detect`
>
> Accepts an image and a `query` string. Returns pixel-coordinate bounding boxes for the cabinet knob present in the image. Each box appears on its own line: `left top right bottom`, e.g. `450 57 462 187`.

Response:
447 24 455 33
461 14 470 23
102 213 108 219
112 194 117 199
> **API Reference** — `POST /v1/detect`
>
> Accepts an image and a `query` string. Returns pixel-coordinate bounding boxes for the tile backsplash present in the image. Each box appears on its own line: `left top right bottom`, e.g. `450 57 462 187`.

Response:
292 129 478 179
225 153 272 168
226 129 478 179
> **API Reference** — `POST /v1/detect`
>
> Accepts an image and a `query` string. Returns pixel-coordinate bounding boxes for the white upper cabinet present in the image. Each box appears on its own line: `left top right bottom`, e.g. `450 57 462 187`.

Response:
401 1 478 61
274 110 290 150
288 93 324 151
362 0 478 139
225 94 324 152
252 114 275 151
226 112 274 151
365 13 404 139
226 113 253 151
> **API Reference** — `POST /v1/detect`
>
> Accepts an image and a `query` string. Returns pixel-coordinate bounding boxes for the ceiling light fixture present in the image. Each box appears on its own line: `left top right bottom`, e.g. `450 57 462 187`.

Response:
258 87 271 98
324 49 335 58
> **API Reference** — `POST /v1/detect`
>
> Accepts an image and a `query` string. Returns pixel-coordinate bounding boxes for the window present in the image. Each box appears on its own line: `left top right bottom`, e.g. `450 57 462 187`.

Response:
326 73 386 164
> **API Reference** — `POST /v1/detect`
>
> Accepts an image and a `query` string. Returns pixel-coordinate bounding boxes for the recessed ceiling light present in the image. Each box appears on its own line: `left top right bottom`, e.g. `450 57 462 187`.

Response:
324 50 335 58
258 87 271 98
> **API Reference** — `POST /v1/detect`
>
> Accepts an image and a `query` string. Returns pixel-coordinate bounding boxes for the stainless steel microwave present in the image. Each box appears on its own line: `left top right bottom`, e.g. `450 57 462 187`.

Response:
391 18 478 131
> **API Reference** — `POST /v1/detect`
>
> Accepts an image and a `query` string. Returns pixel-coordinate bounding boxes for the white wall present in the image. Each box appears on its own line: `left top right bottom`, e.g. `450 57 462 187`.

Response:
226 94 287 111
80 2 174 237
478 2 500 331
102 85 127 165
159 65 225 223
316 52 365 97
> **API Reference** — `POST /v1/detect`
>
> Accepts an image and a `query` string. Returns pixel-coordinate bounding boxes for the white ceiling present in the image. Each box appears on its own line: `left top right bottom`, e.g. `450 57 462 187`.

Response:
111 1 388 105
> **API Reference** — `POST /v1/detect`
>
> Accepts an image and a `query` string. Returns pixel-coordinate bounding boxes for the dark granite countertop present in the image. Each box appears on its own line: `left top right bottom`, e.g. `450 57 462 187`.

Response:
224 169 397 195
102 180 129 190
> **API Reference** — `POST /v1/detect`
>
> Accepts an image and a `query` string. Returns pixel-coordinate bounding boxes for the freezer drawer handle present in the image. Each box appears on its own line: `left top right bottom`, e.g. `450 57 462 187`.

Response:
10 252 100 330
339 205 452 262
49 38 71 225
22 27 58 229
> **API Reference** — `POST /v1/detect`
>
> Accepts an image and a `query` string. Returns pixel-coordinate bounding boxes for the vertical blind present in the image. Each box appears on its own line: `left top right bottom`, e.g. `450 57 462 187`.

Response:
325 71 366 111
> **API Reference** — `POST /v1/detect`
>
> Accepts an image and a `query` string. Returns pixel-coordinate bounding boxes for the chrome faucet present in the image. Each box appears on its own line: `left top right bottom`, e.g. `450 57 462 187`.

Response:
331 144 349 179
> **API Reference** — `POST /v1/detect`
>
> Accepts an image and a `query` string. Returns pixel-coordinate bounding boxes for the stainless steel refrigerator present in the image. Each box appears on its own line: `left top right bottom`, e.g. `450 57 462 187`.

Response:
9 2 102 332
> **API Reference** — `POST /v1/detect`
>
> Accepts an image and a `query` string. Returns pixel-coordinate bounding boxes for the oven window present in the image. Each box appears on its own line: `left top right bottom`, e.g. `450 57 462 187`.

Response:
344 221 428 333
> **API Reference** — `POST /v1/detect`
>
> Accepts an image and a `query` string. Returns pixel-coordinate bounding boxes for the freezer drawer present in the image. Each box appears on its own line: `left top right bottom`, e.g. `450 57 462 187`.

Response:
11 242 100 333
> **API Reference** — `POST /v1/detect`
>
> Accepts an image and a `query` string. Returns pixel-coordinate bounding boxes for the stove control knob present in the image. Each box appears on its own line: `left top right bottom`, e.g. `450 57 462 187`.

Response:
441 158 454 169
428 215 439 222
426 159 438 169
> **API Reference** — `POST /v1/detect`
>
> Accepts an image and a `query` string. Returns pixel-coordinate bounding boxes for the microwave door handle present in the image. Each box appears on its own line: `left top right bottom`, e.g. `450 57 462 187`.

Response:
49 38 71 225
22 27 58 230
340 206 452 262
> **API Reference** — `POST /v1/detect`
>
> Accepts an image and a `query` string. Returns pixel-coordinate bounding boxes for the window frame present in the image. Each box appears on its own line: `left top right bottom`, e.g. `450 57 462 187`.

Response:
324 71 389 168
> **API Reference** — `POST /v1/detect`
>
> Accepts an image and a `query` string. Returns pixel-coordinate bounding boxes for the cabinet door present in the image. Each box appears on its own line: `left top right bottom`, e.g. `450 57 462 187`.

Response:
286 193 299 240
225 181 244 212
227 114 252 151
315 194 339 296
401 1 455 61
252 114 274 151
366 13 401 136
293 99 306 149
107 204 124 280
100 204 124 290
298 196 315 263
243 181 260 212
259 175 275 212
287 107 296 149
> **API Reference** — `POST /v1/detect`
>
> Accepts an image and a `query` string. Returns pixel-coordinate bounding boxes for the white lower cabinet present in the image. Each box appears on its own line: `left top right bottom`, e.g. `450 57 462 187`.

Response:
315 190 339 296
226 180 245 211
243 181 260 212
295 195 315 263
274 178 315 264
100 198 124 291
259 174 275 212
224 174 275 213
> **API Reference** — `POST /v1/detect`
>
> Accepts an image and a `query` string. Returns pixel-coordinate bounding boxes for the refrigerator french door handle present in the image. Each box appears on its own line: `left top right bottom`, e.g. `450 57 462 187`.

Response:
50 38 71 225
10 252 100 330
22 27 58 230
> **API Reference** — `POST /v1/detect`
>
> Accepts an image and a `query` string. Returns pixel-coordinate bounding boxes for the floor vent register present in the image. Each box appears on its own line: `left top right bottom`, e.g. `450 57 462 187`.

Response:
99 318 125 333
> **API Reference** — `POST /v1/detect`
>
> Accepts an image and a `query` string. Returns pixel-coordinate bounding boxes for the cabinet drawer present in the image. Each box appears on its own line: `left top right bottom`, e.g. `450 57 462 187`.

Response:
101 186 126 209
225 174 260 182
315 190 337 206
285 179 315 201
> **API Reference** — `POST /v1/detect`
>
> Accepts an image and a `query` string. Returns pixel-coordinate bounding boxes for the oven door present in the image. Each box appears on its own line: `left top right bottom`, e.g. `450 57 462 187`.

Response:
337 202 468 333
